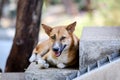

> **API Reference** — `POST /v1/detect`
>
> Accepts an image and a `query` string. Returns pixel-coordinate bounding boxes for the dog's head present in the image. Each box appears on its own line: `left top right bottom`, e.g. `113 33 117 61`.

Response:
42 21 76 57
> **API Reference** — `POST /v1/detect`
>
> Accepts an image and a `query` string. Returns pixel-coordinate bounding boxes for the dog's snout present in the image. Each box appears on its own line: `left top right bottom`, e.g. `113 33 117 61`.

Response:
52 42 61 52
53 47 59 52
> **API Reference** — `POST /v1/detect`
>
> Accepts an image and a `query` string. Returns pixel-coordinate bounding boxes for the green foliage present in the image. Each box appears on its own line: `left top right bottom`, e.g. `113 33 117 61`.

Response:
93 0 120 26
42 0 120 38
50 0 61 5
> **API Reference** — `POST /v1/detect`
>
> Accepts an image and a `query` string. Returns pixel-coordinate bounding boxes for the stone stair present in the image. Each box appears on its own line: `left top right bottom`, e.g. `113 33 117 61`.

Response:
80 27 120 69
0 73 25 80
25 63 78 80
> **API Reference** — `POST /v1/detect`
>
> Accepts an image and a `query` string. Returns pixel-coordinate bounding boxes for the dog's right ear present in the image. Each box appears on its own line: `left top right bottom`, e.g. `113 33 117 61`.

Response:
42 24 52 35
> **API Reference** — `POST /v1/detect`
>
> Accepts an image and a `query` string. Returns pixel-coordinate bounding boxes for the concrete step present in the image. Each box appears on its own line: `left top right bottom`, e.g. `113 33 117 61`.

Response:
0 73 25 80
25 63 78 80
73 56 120 80
80 27 120 69
66 52 120 80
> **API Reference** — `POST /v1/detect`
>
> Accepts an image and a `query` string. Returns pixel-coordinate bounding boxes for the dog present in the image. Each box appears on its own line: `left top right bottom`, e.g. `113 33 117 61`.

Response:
29 21 79 69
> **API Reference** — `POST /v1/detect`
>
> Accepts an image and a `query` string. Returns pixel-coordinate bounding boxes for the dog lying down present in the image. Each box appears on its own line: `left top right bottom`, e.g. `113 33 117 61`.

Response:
29 21 79 69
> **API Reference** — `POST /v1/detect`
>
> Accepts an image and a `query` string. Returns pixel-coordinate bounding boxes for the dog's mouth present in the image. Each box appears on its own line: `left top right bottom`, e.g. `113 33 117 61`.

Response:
54 45 66 57
54 51 61 57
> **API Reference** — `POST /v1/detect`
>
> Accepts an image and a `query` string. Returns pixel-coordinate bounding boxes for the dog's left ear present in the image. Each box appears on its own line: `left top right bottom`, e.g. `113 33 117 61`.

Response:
66 21 76 33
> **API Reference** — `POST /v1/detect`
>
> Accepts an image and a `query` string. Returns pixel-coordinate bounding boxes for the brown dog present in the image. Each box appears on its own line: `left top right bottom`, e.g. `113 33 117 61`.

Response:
29 22 79 68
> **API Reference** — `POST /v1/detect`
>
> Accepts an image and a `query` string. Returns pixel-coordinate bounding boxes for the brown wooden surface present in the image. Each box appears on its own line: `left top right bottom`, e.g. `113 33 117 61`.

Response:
5 0 43 72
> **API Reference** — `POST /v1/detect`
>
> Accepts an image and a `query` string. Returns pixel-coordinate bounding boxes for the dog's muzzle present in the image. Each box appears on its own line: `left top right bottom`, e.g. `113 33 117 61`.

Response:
52 42 66 57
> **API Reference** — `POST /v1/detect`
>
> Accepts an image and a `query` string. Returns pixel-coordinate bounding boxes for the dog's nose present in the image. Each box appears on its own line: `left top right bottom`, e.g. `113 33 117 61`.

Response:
52 47 59 52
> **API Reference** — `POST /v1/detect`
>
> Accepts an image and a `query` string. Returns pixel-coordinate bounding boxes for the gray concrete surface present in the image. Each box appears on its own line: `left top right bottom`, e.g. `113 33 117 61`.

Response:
80 27 120 69
1 73 25 80
25 62 78 80
74 57 120 80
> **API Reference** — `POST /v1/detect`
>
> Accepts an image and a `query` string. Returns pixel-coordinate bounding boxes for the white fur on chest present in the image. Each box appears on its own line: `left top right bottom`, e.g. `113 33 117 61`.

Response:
47 51 69 65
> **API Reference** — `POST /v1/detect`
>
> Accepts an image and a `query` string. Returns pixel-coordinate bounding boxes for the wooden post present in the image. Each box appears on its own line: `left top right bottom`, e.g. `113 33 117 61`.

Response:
5 0 43 72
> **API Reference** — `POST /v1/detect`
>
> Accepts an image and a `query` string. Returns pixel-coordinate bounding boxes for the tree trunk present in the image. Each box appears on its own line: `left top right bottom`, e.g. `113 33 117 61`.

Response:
5 0 43 72
0 0 4 19
0 0 3 18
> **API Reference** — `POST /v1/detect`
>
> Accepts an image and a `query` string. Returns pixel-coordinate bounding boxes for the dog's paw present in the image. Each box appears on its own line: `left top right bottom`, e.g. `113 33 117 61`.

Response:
43 63 49 69
37 62 49 69
57 63 66 69
37 58 49 69
37 58 46 64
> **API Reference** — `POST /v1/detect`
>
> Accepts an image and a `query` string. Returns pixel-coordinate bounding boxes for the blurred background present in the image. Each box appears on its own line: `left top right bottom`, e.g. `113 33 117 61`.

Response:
0 0 120 71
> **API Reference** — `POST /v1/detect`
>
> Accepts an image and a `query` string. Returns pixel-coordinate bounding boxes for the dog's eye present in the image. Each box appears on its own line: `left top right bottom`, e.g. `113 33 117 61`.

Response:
51 35 56 40
60 36 66 41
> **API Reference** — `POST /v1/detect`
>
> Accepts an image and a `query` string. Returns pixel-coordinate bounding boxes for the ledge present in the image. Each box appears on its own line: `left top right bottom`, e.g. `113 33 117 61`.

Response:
80 27 120 69
25 62 78 80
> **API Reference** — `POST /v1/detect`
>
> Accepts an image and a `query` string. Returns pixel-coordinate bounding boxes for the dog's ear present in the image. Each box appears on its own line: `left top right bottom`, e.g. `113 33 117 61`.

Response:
66 21 76 33
42 24 52 35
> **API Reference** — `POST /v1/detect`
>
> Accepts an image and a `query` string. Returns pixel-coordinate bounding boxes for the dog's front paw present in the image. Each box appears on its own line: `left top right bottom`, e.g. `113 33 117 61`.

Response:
37 58 49 69
57 63 66 69
37 62 49 69
43 63 49 69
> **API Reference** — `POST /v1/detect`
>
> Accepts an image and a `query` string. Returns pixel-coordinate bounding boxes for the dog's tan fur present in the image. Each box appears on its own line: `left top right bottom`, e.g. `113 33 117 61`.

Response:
29 22 79 68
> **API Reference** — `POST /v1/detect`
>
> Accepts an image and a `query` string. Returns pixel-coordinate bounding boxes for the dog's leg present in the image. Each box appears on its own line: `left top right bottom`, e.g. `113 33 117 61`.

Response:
34 39 51 56
40 54 49 69
29 40 50 62
57 63 66 69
